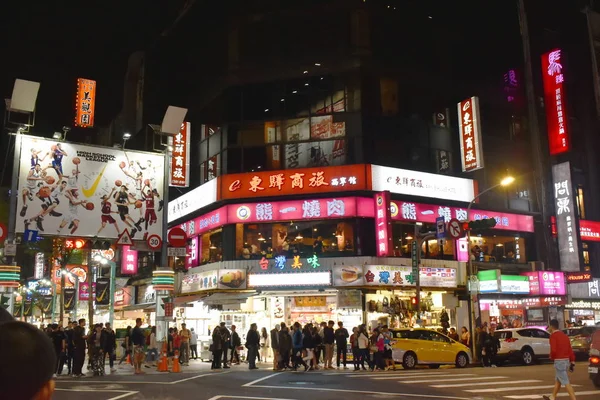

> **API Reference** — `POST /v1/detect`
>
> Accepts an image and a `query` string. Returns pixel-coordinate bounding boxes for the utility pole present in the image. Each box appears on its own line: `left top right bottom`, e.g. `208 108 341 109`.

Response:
517 0 555 268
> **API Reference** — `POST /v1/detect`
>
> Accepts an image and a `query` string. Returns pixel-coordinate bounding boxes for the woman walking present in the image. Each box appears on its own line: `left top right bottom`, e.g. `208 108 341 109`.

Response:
302 324 315 371
350 327 360 371
357 325 371 371
260 327 269 363
90 324 106 376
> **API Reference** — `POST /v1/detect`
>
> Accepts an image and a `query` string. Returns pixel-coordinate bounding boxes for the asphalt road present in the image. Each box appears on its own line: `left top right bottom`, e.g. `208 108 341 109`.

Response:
52 361 600 400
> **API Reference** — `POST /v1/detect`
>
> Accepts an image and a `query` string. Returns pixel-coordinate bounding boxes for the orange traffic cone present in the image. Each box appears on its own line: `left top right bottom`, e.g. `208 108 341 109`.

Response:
126 354 131 365
171 350 181 373
157 343 168 372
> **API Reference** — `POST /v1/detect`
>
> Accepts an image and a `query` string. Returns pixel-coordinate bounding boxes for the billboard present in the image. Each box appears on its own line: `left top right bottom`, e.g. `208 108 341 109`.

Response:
374 192 393 257
218 164 368 201
541 49 570 155
552 162 582 271
457 96 484 172
16 136 165 239
74 78 96 128
169 122 190 187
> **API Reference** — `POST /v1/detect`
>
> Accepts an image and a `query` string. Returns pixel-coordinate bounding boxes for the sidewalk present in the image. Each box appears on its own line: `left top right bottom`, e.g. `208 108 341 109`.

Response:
56 358 218 378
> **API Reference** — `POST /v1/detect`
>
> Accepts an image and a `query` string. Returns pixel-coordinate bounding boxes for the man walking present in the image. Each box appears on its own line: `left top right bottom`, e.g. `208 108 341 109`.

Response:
72 319 87 377
230 325 241 365
220 322 231 368
189 328 198 360
543 319 577 400
246 323 260 370
270 324 281 371
103 323 117 373
323 320 335 369
130 318 146 375
335 321 349 369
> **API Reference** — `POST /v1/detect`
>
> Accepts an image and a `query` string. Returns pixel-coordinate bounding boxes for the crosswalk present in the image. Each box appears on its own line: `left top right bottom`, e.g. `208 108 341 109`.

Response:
338 369 600 399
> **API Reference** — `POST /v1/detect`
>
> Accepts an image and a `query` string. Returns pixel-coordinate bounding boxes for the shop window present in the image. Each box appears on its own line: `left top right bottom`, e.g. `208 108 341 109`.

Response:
469 235 527 263
199 229 223 265
236 219 356 260
391 222 455 260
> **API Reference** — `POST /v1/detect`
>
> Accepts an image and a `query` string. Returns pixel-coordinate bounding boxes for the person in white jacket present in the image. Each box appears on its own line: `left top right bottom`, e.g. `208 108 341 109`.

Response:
357 324 372 371
189 328 198 360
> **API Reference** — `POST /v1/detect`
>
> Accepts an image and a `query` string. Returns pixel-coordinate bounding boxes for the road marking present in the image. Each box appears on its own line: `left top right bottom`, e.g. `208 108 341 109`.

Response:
250 385 472 400
467 384 582 393
431 379 542 388
54 388 138 400
55 371 229 385
373 373 477 380
208 396 297 400
242 372 284 387
402 376 509 384
504 391 600 399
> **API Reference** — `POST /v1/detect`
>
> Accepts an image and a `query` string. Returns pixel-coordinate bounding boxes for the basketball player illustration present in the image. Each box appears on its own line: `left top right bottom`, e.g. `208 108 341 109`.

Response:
137 159 163 211
142 186 158 240
24 180 68 231
47 143 67 180
29 148 47 169
64 165 80 189
57 189 88 234
114 185 142 237
96 188 120 237
20 163 45 217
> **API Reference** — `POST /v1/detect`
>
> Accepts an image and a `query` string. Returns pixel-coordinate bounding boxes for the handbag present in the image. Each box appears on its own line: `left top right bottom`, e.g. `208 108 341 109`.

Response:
209 344 215 352
369 345 378 352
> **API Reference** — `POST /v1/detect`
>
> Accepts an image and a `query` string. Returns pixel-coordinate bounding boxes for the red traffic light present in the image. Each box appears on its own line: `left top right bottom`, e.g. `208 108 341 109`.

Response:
410 297 417 305
65 239 86 249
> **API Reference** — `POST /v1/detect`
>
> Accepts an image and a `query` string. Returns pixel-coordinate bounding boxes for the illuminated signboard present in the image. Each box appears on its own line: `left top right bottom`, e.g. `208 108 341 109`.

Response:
74 78 96 128
457 96 484 172
168 179 218 223
566 272 592 283
370 165 476 203
374 192 393 257
248 271 332 288
169 122 190 187
541 49 570 155
552 162 582 271
120 245 138 275
218 164 368 201
579 219 600 242
522 271 566 295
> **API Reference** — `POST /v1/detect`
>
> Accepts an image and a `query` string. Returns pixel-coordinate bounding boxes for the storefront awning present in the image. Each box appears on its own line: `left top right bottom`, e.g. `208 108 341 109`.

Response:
202 292 257 306
120 302 156 311
173 294 210 305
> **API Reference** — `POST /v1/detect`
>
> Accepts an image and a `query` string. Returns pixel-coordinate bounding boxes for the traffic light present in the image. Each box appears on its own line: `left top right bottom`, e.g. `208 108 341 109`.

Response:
466 218 497 231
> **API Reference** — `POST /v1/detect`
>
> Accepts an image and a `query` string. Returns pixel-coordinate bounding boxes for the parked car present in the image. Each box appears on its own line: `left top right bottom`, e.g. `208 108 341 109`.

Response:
390 328 472 369
493 328 550 366
562 326 598 360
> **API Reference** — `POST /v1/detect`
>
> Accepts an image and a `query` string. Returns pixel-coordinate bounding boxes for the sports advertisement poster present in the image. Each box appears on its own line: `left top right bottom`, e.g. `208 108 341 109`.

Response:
16 136 165 239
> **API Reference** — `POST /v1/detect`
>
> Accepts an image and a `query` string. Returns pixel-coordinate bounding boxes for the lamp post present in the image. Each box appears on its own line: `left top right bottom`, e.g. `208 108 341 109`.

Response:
465 176 515 360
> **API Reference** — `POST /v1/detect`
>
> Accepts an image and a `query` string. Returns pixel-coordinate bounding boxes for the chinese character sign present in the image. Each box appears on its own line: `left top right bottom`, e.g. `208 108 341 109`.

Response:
374 191 393 257
186 236 199 270
579 220 600 242
541 49 570 155
120 245 138 275
457 96 484 172
74 78 96 128
169 122 190 187
552 162 582 272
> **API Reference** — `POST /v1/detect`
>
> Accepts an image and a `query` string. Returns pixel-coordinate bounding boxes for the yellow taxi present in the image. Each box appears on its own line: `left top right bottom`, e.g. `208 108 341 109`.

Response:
389 328 472 369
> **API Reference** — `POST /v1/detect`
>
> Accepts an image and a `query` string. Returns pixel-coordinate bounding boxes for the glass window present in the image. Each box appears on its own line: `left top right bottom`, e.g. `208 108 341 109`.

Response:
469 235 527 263
494 331 512 340
236 219 356 260
392 330 411 339
517 329 532 338
532 329 550 339
430 332 450 343
199 228 223 265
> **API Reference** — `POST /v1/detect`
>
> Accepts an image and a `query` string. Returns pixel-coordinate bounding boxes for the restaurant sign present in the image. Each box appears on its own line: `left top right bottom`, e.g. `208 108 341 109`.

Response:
181 269 247 294
457 96 484 172
562 278 600 299
565 300 600 310
218 164 368 201
566 272 593 283
332 264 458 288
552 162 582 272
521 271 566 296
541 48 570 155
579 219 600 242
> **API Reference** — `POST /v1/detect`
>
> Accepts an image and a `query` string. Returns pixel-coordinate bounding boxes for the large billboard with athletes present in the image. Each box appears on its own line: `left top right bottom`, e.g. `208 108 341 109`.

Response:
16 136 165 239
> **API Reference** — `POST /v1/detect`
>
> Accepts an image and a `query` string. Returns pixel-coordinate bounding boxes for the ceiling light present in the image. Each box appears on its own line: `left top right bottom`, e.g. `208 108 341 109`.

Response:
53 132 62 140
314 63 321 67
264 108 269 112
405 235 413 240
123 132 131 140
296 235 304 240
496 243 504 247
292 90 298 94
303 70 308 74
313 228 318 232
258 237 266 241
281 98 285 102
305 83 309 86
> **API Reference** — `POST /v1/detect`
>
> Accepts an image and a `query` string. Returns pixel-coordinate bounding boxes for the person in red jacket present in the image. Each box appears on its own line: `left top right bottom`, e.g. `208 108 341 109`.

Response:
543 319 577 400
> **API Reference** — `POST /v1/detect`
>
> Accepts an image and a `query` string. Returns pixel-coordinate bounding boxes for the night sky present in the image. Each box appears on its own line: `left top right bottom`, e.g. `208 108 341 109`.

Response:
0 0 588 135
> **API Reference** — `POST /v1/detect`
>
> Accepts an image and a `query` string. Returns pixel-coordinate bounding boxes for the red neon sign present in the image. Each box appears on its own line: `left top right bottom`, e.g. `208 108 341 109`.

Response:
541 49 570 155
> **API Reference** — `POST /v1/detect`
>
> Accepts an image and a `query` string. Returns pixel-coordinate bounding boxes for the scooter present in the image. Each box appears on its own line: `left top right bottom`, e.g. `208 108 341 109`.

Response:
590 349 600 388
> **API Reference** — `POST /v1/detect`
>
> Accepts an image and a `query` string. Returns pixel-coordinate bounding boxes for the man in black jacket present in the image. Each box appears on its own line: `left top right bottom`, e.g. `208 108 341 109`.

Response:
220 322 231 368
270 324 281 371
278 323 292 370
246 323 260 370
72 319 87 377
230 325 241 365
103 322 117 373
335 321 349 369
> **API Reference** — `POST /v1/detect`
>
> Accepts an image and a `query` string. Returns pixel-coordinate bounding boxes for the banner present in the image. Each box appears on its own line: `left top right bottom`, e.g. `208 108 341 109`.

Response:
23 299 33 317
457 96 484 172
13 303 22 317
16 136 165 239
41 295 53 314
552 162 582 271
541 49 570 155
63 288 76 311
95 278 110 305
74 78 96 128
374 191 393 257
120 246 138 275
79 282 96 301
169 122 190 187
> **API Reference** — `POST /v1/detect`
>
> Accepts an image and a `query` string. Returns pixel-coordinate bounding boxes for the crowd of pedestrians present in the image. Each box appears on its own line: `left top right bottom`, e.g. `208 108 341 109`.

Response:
208 320 398 372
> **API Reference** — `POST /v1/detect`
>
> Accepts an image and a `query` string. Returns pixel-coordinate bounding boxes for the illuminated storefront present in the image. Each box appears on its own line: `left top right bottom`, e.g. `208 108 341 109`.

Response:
564 278 600 325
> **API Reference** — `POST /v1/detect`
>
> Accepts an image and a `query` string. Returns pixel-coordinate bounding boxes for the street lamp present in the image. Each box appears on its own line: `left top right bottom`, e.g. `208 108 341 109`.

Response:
465 175 515 359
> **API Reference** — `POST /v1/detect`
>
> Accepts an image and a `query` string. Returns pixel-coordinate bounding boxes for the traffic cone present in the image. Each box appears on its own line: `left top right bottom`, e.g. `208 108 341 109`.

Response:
126 354 131 365
171 350 181 373
157 343 168 372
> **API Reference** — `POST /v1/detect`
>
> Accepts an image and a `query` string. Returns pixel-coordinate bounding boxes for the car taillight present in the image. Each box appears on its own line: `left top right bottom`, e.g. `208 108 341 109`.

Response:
590 356 600 364
505 338 518 343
